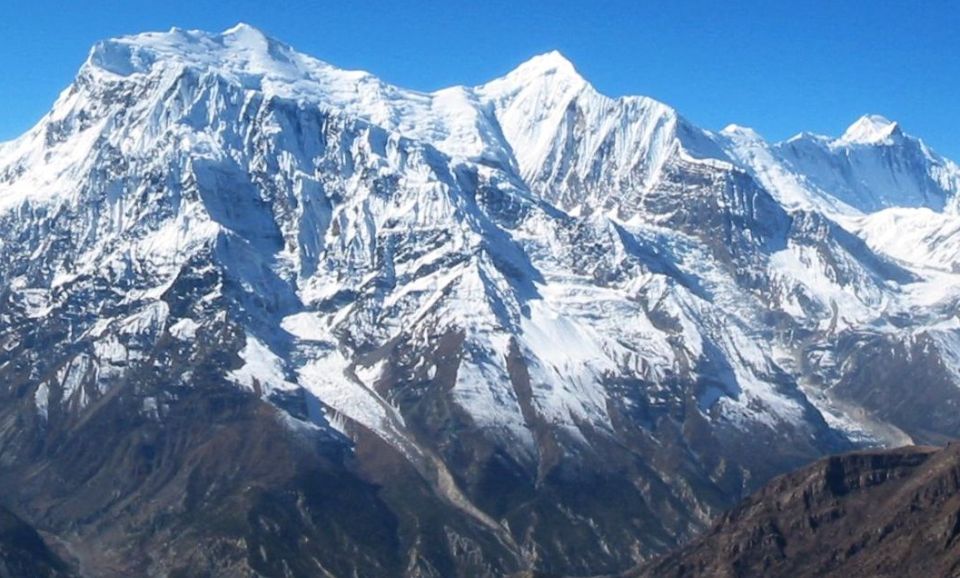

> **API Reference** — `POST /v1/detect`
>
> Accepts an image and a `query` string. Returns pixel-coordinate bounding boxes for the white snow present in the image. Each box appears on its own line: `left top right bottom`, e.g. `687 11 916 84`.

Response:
169 318 200 341
229 334 298 394
853 208 960 272
34 383 49 421
58 354 93 409
297 348 406 444
839 114 902 145
718 124 861 217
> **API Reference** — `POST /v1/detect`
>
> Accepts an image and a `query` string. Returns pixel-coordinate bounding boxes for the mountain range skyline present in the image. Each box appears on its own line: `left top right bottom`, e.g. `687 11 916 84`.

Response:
2 0 958 159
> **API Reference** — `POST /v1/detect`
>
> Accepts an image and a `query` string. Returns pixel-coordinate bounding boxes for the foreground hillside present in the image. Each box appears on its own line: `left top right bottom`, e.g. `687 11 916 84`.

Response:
632 444 960 578
0 507 73 578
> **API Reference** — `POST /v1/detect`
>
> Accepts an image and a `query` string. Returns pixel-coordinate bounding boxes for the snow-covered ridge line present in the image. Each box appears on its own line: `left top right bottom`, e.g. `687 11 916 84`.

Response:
68 23 730 168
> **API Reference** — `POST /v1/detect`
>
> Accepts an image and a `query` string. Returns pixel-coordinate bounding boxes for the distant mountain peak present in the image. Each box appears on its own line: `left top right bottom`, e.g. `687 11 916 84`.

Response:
221 22 268 37
720 124 763 141
501 50 586 87
515 50 577 72
82 23 312 81
839 113 903 145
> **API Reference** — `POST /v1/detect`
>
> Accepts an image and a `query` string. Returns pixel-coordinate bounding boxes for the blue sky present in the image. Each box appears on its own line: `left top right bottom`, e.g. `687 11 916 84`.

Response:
2 0 958 158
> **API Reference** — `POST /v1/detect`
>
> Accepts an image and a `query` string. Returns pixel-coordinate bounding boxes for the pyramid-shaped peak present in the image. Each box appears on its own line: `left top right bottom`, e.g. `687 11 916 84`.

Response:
222 22 266 36
480 50 591 101
507 50 583 82
840 114 903 145
526 50 576 69
219 23 276 46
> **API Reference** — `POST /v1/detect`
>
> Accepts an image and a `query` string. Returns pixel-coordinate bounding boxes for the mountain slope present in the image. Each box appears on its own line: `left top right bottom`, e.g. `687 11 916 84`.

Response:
0 24 959 577
718 115 960 216
630 444 960 578
0 507 74 578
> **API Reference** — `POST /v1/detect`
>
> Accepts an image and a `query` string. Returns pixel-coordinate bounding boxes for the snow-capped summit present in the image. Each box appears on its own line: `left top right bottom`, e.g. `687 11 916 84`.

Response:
481 52 732 217
502 49 583 81
718 112 960 215
720 124 764 141
221 21 269 38
86 23 287 77
839 113 903 145
80 23 391 107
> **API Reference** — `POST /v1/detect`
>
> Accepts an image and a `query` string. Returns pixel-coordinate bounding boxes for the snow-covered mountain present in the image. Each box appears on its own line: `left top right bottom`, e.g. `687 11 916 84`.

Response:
720 114 960 216
1 24 959 577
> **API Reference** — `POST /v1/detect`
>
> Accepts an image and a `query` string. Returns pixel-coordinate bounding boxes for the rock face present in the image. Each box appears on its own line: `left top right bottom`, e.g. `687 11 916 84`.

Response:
1 24 960 577
631 444 960 578
0 506 74 578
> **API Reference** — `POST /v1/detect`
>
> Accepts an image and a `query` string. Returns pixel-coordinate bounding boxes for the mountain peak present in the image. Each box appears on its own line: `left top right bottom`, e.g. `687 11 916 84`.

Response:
524 50 576 69
839 114 903 145
720 124 764 141
221 22 267 38
505 50 584 84
480 50 589 106
82 23 301 79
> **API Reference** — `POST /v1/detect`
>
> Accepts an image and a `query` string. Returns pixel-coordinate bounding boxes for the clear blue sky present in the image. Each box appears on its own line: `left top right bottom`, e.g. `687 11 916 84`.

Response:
2 0 958 158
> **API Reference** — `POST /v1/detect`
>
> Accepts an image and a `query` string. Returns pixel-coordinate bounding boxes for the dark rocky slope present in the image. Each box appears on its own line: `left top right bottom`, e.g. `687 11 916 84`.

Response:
0 373 522 578
631 444 960 578
0 506 74 578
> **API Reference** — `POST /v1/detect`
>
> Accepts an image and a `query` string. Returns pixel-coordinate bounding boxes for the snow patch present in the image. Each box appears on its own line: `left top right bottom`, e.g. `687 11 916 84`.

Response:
229 334 298 394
